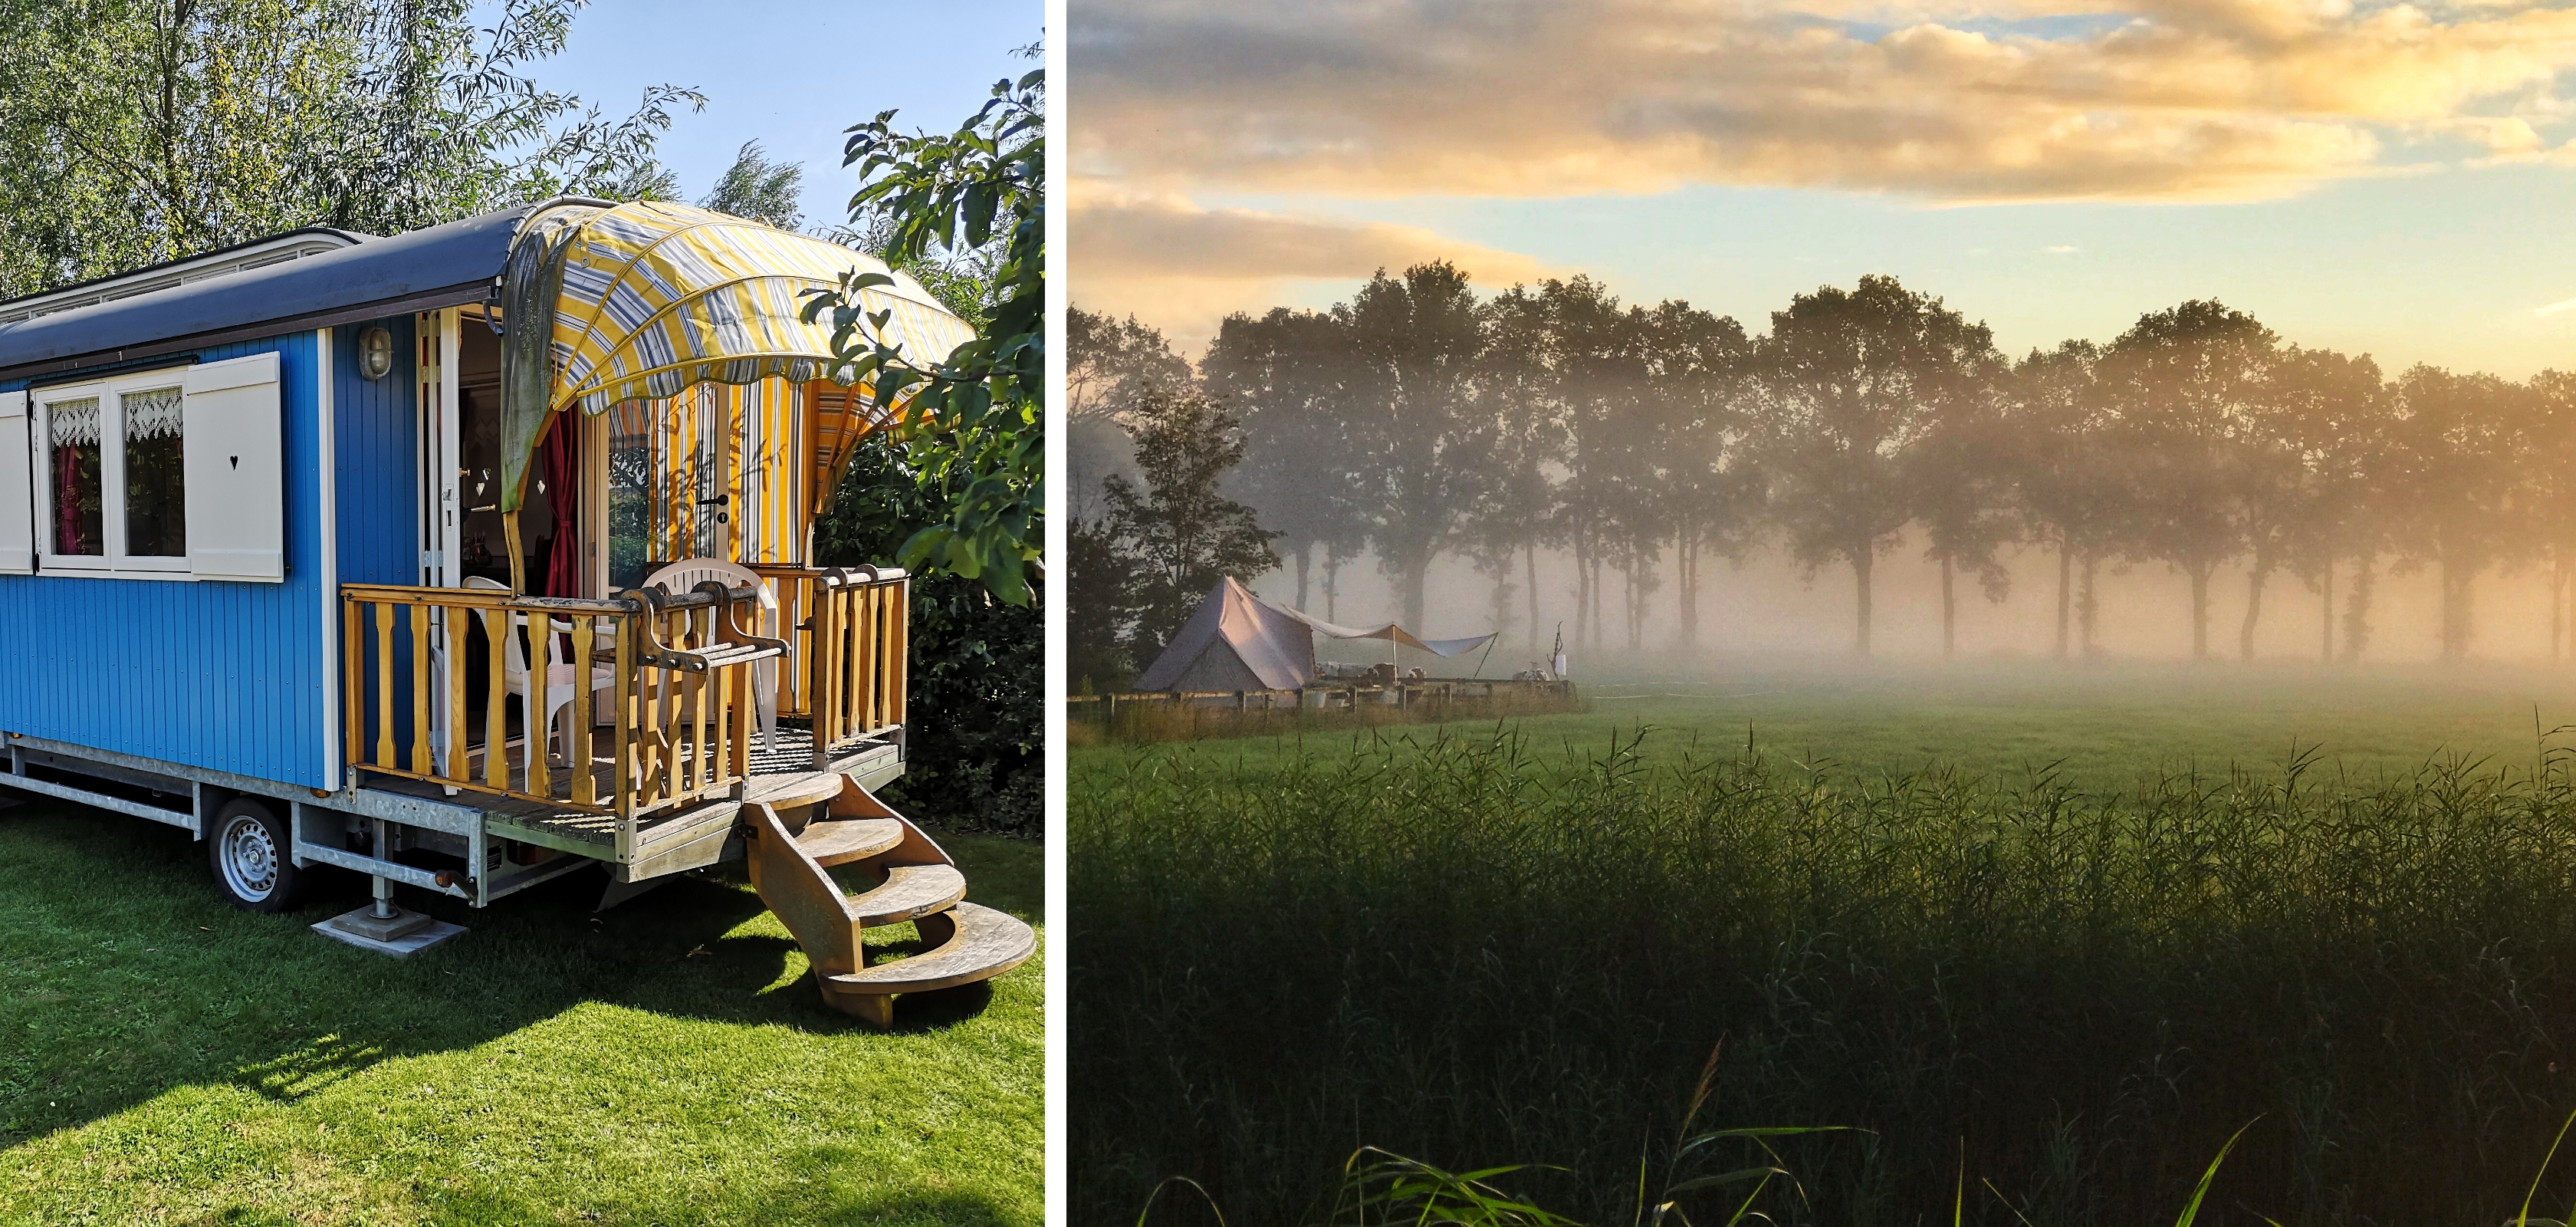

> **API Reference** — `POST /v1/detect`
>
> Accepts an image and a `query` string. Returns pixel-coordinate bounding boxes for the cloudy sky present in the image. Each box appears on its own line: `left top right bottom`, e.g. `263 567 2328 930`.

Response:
1067 0 2576 375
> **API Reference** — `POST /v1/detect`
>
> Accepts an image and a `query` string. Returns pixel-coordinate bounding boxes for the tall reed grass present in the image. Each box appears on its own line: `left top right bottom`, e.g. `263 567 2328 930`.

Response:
1072 725 2576 1225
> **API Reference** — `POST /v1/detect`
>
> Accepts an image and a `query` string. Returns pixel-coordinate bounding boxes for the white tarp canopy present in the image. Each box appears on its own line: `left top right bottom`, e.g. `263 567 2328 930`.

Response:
1133 577 1499 692
1270 604 1497 658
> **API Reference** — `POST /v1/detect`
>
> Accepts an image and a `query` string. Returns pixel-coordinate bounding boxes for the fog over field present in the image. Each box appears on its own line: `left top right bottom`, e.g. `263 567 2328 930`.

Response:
1259 531 2576 673
1070 275 2576 691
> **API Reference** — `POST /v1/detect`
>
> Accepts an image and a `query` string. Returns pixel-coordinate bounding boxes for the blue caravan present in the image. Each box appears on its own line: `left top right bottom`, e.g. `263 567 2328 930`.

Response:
0 199 1032 1025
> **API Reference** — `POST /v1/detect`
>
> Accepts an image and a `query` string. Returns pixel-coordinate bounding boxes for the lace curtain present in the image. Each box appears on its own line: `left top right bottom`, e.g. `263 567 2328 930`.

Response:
123 387 182 440
47 396 98 448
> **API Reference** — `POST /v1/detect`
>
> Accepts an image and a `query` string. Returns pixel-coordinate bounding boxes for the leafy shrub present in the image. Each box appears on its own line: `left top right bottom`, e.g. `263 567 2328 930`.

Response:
816 433 1040 837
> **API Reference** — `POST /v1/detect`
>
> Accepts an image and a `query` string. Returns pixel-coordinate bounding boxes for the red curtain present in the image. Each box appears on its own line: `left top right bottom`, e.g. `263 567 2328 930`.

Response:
540 419 580 597
52 447 80 555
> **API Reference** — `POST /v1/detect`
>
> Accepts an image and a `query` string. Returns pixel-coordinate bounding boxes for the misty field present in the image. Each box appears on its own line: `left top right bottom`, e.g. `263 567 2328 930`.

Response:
1070 666 2576 1225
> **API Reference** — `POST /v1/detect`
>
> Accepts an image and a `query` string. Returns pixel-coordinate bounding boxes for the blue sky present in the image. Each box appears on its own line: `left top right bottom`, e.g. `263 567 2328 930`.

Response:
519 0 1043 228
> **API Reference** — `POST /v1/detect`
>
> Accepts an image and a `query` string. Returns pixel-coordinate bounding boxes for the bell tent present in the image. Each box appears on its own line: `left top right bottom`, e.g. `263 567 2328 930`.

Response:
1134 577 1497 692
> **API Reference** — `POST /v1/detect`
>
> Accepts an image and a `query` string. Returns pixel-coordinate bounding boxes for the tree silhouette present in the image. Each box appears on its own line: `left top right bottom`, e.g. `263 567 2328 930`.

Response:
1068 268 2576 675
2267 346 2388 663
1067 308 1192 521
1340 262 1489 630
1469 285 1569 650
2529 370 2576 663
1203 308 1371 616
2007 340 2122 660
1098 383 1283 656
1911 367 2016 658
2386 365 2530 663
1759 275 1999 657
2101 301 2276 662
1641 300 1762 653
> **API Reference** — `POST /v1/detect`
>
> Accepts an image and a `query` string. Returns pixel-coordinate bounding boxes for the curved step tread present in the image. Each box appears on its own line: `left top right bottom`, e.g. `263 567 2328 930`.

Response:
849 863 968 926
744 771 845 812
826 902 1035 995
794 817 904 867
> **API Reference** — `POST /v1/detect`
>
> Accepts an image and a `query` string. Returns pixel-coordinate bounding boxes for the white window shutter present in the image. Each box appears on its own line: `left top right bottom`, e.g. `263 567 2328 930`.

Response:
182 353 284 582
0 390 30 574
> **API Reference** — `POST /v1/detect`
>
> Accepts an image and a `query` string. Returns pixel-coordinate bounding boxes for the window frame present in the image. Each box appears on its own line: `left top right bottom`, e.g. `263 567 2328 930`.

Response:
32 366 197 580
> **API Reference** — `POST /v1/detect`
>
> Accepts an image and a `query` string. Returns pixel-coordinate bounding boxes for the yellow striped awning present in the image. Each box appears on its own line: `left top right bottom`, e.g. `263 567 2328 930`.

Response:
498 200 977 515
550 202 976 413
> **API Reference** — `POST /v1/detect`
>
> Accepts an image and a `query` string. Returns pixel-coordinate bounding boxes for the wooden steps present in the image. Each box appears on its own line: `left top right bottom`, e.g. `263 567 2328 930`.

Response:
820 903 1036 1023
795 817 903 866
744 770 846 813
739 771 1033 1028
849 863 967 926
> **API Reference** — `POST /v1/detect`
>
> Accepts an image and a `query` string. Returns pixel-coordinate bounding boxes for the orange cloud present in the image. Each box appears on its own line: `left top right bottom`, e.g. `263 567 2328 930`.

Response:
1067 189 1562 352
1068 0 2576 202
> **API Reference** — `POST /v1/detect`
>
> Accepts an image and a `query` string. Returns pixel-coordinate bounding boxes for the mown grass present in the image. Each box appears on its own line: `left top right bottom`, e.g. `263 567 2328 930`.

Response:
0 795 1042 1227
1069 684 2576 1225
1118 661 2576 791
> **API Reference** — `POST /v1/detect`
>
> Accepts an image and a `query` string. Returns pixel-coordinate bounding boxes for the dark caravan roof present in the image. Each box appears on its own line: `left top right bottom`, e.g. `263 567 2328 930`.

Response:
0 205 561 382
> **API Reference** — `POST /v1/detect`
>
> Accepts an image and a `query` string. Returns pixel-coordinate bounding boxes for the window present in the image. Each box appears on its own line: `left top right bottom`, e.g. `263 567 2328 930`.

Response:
3 350 280 584
46 395 101 557
34 370 192 577
123 387 186 558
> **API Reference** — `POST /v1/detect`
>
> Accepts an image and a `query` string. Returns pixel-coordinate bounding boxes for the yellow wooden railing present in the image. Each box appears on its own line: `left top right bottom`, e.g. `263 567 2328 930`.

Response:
750 564 909 764
806 566 909 765
338 582 784 837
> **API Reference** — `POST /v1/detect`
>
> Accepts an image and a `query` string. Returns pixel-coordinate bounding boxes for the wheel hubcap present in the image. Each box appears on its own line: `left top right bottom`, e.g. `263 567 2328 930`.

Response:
219 814 278 902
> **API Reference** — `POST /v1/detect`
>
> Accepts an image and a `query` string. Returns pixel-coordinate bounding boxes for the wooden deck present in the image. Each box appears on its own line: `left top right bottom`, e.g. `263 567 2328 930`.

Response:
360 727 902 866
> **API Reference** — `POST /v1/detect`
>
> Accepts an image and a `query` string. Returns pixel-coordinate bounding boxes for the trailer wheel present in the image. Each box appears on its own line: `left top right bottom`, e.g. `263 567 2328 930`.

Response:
209 798 304 913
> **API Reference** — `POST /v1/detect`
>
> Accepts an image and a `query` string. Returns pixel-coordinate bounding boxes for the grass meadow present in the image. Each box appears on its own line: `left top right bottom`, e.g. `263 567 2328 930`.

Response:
1070 663 2576 1225
0 797 1042 1227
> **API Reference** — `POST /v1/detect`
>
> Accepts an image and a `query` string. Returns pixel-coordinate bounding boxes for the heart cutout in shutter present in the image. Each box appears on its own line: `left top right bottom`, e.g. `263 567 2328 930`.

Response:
230 456 239 469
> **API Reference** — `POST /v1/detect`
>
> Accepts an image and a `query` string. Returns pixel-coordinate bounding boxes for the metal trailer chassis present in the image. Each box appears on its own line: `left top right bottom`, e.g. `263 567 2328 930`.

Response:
0 729 905 917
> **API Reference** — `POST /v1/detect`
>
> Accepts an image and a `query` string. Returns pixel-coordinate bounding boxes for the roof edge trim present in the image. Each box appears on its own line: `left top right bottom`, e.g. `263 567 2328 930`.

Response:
0 280 489 385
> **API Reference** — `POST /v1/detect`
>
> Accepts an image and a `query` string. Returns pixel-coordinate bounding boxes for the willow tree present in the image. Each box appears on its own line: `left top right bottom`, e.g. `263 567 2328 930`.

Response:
0 0 698 296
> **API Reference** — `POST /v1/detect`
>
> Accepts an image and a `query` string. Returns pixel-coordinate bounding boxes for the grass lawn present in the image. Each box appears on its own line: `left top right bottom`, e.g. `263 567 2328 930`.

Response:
0 794 1041 1227
1073 660 2576 790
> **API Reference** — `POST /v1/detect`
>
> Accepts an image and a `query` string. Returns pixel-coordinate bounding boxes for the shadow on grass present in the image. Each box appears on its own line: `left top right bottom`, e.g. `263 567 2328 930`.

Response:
174 1183 1024 1227
425 1184 1029 1227
0 794 1040 1143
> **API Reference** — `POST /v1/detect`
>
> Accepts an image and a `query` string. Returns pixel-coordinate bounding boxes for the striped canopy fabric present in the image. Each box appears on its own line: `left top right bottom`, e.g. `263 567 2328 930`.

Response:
497 200 976 515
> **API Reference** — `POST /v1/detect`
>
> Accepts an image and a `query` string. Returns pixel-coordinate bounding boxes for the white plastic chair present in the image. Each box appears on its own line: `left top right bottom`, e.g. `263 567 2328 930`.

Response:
463 576 618 765
640 558 780 752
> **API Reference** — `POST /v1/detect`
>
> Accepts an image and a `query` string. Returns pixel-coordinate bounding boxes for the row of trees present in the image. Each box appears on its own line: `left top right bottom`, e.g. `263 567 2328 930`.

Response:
1073 269 2576 666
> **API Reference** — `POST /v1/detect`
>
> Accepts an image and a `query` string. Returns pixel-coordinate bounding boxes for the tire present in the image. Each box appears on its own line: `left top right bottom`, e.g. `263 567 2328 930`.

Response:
208 798 304 913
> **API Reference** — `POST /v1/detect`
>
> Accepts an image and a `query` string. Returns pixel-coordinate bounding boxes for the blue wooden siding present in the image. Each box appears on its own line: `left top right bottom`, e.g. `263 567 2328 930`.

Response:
330 317 425 766
334 316 417 585
0 332 342 788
